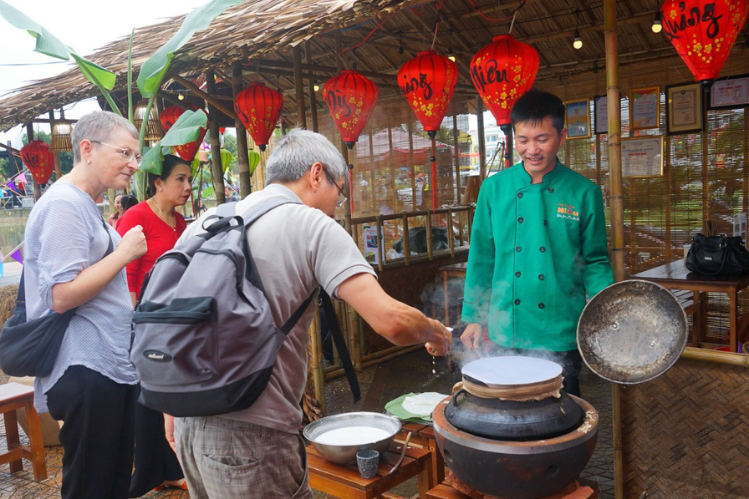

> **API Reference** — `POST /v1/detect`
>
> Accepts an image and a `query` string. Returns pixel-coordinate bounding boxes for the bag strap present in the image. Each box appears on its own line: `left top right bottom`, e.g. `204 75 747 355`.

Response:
320 290 361 403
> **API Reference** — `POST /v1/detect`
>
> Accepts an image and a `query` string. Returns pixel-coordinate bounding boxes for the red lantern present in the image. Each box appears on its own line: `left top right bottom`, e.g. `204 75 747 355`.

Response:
160 106 207 162
662 0 749 82
234 83 283 152
323 70 379 149
470 35 539 126
20 140 54 184
398 51 458 139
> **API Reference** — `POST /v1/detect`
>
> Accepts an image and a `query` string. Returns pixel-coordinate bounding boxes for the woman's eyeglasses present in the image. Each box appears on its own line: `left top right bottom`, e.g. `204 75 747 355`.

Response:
91 140 142 165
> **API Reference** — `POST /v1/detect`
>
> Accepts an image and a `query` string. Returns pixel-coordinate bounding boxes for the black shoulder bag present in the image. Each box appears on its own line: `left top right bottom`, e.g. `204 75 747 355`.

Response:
0 216 114 377
685 233 749 276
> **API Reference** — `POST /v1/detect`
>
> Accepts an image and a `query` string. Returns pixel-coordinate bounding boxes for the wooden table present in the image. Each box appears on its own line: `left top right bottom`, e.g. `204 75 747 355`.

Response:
633 259 749 352
307 440 432 499
439 262 467 326
396 423 444 489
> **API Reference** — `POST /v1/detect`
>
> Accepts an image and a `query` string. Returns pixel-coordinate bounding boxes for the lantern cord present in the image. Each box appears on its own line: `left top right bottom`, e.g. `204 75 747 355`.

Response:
339 12 396 56
509 10 518 34
431 14 440 50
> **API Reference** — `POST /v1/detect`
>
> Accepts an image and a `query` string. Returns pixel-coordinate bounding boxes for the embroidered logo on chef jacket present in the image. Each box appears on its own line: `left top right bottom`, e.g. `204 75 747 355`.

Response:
556 203 580 221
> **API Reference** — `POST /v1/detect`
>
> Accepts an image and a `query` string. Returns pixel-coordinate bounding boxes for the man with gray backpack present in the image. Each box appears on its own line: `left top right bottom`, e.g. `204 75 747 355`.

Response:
153 129 452 499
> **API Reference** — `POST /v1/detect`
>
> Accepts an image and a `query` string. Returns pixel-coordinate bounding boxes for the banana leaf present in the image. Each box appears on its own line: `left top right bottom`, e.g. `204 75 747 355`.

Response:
137 0 245 98
140 110 208 175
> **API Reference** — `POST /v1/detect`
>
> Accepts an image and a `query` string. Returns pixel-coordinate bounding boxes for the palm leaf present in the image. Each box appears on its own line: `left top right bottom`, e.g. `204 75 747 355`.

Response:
160 110 208 147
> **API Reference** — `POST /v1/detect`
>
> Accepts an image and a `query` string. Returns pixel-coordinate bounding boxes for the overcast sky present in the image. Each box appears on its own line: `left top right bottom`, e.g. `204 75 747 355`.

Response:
0 0 207 144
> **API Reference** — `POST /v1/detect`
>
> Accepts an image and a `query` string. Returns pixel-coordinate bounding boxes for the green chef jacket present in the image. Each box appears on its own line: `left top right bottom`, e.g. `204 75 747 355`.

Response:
461 159 614 352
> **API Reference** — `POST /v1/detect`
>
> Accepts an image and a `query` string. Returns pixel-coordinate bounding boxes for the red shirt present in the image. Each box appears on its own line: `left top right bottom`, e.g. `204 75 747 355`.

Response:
116 200 186 298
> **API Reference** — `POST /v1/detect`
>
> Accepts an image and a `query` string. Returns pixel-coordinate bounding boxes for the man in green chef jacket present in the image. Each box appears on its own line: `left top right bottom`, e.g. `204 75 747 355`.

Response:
460 89 614 396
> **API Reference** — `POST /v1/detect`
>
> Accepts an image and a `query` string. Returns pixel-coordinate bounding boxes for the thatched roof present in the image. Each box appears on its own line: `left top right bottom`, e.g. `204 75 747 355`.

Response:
1 0 748 131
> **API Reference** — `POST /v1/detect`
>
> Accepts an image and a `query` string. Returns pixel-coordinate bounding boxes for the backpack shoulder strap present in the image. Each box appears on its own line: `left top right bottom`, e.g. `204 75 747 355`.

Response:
239 197 301 228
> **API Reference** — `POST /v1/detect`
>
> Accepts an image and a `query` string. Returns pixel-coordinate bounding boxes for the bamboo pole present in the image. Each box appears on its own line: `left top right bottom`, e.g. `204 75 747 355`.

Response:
453 111 461 204
604 1 624 498
702 123 709 232
335 32 353 235
408 121 416 208
206 70 226 205
744 108 749 217
306 41 319 133
173 74 236 121
308 305 326 413
664 135 673 259
233 61 252 199
293 45 307 129
681 346 749 366
477 98 486 183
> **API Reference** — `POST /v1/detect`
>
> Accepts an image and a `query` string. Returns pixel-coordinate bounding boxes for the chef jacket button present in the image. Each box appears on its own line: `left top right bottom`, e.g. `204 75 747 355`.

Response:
514 299 521 305
515 271 521 277
518 217 524 223
548 187 554 193
538 303 545 309
539 246 546 252
543 220 548 226
538 274 544 280
517 193 523 198
516 246 522 252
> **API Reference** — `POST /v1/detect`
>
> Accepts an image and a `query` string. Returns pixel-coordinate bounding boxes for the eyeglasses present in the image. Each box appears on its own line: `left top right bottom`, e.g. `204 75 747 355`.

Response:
323 167 348 208
91 140 142 165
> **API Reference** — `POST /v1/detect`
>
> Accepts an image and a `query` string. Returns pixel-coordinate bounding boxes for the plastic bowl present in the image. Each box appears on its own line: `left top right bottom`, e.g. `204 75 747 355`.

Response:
303 412 401 465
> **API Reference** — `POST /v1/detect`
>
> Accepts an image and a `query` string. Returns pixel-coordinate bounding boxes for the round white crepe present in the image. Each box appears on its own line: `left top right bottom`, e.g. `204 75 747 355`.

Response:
461 356 562 386
401 392 448 417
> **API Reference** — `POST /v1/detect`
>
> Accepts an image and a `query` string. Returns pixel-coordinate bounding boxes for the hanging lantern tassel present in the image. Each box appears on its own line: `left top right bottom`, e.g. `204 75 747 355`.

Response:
430 139 438 210
661 0 749 83
323 71 379 149
234 83 284 152
20 140 55 185
470 35 539 126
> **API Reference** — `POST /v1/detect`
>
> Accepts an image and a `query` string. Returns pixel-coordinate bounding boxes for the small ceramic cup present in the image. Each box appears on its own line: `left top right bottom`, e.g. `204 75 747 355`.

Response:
356 450 379 479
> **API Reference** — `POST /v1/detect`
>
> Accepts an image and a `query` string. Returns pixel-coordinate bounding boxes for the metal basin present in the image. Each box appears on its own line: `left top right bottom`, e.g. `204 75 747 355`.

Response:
577 279 688 384
434 395 598 499
303 412 401 465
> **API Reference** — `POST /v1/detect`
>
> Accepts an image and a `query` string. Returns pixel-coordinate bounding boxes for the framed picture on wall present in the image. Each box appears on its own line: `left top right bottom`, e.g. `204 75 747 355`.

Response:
666 83 704 135
630 86 660 130
621 136 664 178
565 99 591 139
708 75 749 110
594 95 608 135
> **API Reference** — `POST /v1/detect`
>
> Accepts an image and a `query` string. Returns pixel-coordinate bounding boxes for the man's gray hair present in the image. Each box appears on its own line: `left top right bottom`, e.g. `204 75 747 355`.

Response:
71 111 138 163
265 129 348 186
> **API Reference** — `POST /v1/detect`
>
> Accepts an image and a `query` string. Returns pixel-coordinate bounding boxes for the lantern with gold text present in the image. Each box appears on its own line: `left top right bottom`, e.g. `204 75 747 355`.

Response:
21 140 54 185
160 106 208 162
661 0 749 82
470 35 539 126
234 83 283 152
398 51 458 139
323 70 379 149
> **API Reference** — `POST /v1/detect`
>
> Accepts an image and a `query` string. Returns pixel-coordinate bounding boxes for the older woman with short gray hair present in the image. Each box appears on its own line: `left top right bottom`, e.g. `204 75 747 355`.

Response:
24 110 147 499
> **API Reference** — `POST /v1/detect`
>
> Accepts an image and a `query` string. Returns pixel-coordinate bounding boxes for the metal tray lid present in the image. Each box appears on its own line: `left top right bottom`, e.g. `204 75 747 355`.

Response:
577 279 688 384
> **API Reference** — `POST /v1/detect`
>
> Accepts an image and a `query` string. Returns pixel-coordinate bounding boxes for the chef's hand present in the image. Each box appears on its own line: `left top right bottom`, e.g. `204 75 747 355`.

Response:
164 414 177 454
425 319 453 357
460 323 483 350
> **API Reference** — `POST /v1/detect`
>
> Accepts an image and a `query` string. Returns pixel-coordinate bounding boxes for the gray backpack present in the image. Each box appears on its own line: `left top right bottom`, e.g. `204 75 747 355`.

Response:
130 199 315 417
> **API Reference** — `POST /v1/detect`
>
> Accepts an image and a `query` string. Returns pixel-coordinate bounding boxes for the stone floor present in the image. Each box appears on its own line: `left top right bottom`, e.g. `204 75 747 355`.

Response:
0 348 614 499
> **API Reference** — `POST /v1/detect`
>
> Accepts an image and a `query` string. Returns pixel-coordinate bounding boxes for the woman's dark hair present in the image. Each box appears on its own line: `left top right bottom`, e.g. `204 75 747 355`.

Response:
510 89 566 134
146 154 191 198
120 194 139 212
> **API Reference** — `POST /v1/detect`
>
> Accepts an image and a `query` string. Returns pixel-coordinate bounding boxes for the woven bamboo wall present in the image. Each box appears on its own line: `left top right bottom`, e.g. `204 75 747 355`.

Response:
620 357 749 498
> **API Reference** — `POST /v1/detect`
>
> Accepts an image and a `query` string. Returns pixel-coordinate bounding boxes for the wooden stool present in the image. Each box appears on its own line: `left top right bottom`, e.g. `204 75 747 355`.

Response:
396 424 445 489
308 440 432 499
0 382 47 481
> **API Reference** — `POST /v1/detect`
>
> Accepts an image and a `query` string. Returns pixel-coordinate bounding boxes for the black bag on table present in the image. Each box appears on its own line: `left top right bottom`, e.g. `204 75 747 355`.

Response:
685 233 749 276
0 217 113 377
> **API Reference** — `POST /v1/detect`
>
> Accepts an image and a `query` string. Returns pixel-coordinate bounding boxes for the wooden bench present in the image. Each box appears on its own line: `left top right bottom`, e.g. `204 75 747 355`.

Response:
670 288 703 347
0 383 47 481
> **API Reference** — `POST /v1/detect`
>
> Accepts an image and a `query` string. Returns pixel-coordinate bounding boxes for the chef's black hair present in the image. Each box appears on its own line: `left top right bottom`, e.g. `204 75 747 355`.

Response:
510 89 566 135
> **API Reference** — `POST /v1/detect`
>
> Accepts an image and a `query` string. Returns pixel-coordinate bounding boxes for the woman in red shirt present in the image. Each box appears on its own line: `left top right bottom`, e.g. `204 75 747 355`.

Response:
116 154 192 495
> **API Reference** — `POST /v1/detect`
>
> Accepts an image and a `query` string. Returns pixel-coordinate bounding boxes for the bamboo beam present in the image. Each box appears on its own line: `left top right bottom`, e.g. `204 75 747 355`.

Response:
453 111 461 205
233 61 252 199
293 45 307 129
306 41 319 133
477 98 486 182
173 74 237 121
206 70 226 205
